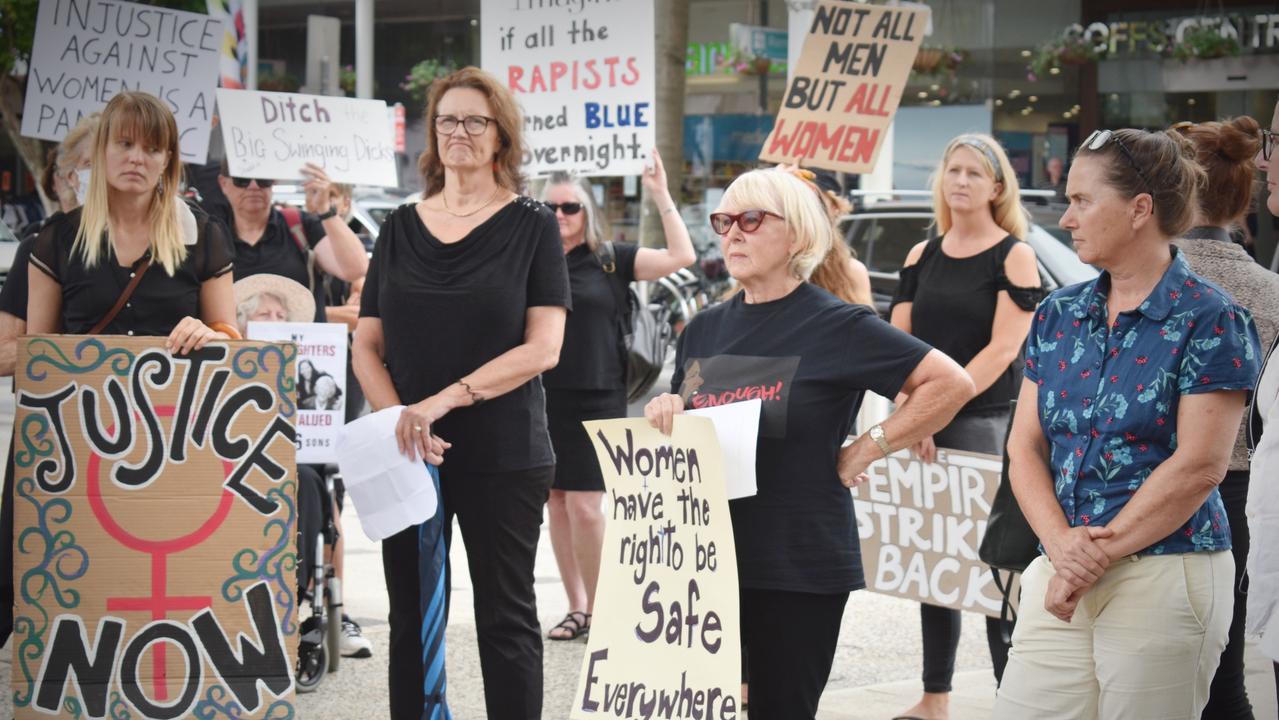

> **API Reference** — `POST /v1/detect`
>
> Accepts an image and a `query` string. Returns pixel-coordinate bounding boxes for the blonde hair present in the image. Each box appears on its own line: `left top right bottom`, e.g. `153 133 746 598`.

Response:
931 133 1027 240
541 174 607 252
721 169 834 281
56 113 100 175
75 92 186 275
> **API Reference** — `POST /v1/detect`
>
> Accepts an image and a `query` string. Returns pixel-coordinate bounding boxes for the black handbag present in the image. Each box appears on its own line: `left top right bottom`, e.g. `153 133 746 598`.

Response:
978 400 1041 643
595 241 674 403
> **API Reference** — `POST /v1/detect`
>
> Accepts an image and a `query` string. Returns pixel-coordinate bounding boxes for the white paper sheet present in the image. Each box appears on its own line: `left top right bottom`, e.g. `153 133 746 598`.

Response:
336 406 439 541
686 399 761 499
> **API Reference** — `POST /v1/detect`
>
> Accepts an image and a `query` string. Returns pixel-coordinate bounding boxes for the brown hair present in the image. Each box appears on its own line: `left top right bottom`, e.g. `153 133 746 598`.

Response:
1074 128 1206 239
40 147 58 201
1172 117 1261 229
76 91 185 274
417 66 525 197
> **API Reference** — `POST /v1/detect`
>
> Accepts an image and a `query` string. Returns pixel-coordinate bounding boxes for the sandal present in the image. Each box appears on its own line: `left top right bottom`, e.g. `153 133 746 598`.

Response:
548 611 591 641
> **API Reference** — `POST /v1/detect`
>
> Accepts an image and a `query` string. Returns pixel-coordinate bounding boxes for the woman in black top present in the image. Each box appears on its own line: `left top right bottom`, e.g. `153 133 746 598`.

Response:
540 152 697 642
27 91 236 349
889 133 1042 720
645 168 974 718
352 67 570 720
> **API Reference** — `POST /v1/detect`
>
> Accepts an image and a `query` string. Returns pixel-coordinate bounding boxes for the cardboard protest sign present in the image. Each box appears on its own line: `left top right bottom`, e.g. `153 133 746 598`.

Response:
247 322 348 464
11 336 298 719
852 448 1018 617
21 0 223 163
573 417 740 719
480 0 655 177
759 2 928 173
216 89 398 186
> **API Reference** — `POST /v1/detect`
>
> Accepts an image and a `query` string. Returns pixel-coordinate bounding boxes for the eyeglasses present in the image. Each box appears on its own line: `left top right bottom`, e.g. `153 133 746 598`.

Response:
229 177 274 189
1082 129 1150 192
434 115 496 135
544 202 582 215
709 210 783 235
1262 129 1276 162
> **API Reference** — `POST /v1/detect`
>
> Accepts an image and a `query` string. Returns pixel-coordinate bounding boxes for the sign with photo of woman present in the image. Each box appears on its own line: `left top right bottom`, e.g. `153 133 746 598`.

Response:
247 321 348 464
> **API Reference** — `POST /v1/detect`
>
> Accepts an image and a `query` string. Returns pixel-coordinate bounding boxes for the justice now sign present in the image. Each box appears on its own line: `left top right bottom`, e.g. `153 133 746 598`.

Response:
10 336 298 719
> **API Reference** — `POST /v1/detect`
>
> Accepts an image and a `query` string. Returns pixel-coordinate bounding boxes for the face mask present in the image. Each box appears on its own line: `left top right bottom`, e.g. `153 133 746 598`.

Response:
74 168 92 205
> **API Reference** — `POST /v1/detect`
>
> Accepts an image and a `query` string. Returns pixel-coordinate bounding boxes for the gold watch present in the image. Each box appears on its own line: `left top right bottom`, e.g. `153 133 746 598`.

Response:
868 424 892 457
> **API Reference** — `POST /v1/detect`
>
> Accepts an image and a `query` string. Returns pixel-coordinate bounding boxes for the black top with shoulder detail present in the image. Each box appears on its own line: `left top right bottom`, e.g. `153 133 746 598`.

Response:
29 203 235 336
891 235 1044 416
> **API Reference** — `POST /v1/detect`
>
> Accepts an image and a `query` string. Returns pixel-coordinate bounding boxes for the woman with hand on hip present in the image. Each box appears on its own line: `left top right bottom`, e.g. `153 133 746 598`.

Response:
352 67 570 720
890 134 1043 720
994 128 1261 719
541 150 696 642
645 167 973 719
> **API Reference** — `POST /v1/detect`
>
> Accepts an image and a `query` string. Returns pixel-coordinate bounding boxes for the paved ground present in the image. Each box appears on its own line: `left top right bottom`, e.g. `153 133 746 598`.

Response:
1 376 1276 719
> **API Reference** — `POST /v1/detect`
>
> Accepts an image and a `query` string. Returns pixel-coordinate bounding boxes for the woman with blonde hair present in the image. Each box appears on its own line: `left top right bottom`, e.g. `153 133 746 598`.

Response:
540 152 696 642
645 167 973 718
890 133 1043 720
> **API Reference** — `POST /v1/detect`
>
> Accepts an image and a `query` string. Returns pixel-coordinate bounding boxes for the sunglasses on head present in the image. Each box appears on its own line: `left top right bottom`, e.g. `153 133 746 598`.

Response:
709 209 783 235
545 202 582 215
229 177 274 189
1082 129 1150 191
1262 129 1276 162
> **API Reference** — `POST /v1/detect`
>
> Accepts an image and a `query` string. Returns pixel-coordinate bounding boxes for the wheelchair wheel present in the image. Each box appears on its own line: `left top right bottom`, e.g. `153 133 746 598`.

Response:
296 615 328 692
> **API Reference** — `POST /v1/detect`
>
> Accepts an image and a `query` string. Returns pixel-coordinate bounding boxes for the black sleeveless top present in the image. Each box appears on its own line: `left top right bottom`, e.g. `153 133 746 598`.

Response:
891 235 1043 416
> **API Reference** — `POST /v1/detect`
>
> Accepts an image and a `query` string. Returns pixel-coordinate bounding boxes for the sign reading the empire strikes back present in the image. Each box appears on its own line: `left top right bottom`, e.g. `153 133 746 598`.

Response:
481 0 656 177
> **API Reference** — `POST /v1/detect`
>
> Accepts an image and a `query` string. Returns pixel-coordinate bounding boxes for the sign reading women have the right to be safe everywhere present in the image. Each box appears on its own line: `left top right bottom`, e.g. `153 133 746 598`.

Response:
480 0 655 177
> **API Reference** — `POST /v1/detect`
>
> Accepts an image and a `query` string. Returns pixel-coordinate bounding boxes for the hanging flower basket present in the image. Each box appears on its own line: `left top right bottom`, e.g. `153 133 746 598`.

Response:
258 72 300 93
1166 23 1241 62
1028 32 1105 81
912 47 967 77
401 59 457 103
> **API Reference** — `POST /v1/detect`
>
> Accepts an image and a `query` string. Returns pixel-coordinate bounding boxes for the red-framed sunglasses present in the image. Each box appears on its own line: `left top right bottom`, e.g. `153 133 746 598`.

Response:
709 209 783 235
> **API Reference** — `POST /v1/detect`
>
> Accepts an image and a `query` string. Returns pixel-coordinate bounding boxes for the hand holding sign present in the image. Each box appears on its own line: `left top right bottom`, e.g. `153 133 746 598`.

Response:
301 163 335 215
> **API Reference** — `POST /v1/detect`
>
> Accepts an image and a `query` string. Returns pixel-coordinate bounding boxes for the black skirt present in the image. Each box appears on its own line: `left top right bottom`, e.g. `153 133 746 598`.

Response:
546 388 628 491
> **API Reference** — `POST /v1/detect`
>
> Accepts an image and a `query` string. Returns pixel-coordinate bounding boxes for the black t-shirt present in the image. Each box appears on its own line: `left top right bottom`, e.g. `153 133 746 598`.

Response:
29 204 235 336
543 242 639 391
671 282 933 593
892 235 1036 415
360 197 571 472
228 207 327 321
0 234 38 320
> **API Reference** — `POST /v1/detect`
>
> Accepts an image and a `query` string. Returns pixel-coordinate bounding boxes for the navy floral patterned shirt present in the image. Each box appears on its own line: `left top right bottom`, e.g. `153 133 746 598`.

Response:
1023 247 1261 555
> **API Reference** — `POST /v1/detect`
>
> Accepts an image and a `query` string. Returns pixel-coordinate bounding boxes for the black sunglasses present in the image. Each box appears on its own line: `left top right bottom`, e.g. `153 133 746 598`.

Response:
1262 129 1276 162
1082 129 1150 192
229 177 274 189
709 209 783 235
545 202 583 215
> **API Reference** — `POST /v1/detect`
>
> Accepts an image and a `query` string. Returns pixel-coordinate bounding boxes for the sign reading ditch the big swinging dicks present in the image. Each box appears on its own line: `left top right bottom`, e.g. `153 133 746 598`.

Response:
11 336 299 719
573 417 740 720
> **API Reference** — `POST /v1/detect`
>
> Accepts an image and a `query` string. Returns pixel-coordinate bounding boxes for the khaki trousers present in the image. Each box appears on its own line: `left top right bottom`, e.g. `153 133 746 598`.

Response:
993 551 1232 719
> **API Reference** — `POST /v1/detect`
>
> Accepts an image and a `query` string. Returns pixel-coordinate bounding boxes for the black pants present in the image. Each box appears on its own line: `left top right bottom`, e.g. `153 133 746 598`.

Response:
921 605 1009 692
740 587 848 719
920 411 1013 693
383 465 551 720
1202 469 1253 719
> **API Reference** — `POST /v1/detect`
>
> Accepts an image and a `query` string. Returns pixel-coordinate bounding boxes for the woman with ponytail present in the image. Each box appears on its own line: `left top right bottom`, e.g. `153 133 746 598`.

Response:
1172 116 1279 719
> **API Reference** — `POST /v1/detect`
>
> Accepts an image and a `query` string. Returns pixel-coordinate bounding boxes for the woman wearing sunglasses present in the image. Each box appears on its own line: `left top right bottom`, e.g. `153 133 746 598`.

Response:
889 133 1042 720
645 167 974 718
1169 117 1278 720
994 128 1262 719
216 157 367 321
539 151 696 643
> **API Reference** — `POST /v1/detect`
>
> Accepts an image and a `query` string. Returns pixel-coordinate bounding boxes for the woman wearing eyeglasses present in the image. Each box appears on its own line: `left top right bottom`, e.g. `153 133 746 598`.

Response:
216 158 368 321
1169 117 1278 720
352 67 570 720
538 156 696 643
644 167 973 719
889 133 1042 720
993 128 1262 719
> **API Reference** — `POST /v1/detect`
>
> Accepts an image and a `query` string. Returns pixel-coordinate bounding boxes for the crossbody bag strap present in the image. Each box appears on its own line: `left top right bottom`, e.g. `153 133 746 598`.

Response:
90 257 152 335
594 240 629 313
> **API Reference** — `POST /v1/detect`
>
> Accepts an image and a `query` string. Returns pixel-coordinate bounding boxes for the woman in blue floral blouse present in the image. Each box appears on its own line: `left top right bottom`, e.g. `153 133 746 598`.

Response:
993 128 1262 720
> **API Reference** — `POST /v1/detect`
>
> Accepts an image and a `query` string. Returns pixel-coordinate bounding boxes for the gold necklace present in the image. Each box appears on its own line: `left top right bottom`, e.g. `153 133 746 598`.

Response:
439 185 503 218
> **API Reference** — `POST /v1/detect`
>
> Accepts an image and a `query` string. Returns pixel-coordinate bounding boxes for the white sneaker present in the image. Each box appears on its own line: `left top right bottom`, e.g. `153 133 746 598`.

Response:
340 617 373 658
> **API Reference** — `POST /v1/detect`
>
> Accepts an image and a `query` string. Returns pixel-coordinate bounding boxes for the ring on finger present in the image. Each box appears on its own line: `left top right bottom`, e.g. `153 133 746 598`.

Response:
413 425 424 432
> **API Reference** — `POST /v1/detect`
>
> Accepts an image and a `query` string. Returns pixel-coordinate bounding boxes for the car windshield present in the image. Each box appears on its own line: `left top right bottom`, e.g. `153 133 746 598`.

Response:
365 205 394 228
1025 224 1096 287
841 213 933 274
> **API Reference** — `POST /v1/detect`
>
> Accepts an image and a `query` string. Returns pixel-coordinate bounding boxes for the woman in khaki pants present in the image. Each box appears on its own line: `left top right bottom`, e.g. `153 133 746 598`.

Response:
993 127 1262 719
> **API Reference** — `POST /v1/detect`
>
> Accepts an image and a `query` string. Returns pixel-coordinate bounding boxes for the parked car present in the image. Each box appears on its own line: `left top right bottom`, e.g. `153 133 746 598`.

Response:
838 190 1097 316
272 185 408 252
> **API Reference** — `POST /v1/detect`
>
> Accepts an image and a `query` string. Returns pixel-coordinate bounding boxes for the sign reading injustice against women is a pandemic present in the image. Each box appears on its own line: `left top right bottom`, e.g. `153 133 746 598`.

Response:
480 0 655 176
11 336 298 719
21 0 223 163
573 417 740 720
851 448 1016 617
216 89 399 186
759 2 928 173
